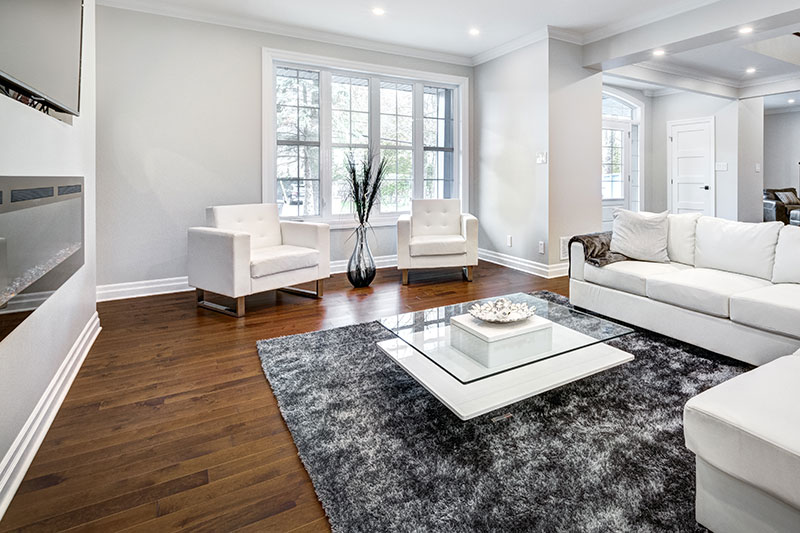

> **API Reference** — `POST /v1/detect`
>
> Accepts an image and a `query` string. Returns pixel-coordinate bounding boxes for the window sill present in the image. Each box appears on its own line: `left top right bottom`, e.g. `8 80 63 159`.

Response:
282 214 403 230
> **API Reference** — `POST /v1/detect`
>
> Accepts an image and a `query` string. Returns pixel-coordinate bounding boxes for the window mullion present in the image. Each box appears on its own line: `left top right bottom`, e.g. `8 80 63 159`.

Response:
412 82 424 200
319 70 332 219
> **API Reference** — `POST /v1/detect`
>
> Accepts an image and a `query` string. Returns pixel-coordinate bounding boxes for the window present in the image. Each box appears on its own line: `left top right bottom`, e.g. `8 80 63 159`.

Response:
602 94 635 120
423 87 454 199
275 67 320 217
270 60 462 221
601 128 624 200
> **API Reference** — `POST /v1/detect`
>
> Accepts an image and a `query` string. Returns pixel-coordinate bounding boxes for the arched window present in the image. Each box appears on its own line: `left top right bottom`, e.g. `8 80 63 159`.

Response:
601 90 643 228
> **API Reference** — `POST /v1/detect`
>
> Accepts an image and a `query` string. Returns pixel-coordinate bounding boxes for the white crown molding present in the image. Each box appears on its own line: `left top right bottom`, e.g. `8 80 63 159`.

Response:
546 27 585 46
0 313 101 518
478 249 568 279
582 0 721 44
636 61 739 89
471 28 550 66
643 87 683 97
96 0 474 67
738 71 800 89
765 105 800 115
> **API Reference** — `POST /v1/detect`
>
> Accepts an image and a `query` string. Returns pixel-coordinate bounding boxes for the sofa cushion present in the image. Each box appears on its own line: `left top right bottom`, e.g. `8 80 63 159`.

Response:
730 284 800 339
409 235 467 257
646 268 772 318
684 355 800 510
667 213 701 265
208 203 282 249
772 225 800 284
584 261 693 297
695 217 782 280
610 209 670 262
250 245 319 278
411 199 462 237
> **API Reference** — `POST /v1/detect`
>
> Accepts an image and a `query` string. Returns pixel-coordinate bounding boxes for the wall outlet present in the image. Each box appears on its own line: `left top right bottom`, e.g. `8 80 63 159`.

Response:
536 152 548 164
538 241 545 254
560 237 570 261
755 163 761 173
506 235 512 247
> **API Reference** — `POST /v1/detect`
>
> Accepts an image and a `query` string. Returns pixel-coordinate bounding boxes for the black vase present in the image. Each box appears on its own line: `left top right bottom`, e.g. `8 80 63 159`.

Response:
347 225 376 288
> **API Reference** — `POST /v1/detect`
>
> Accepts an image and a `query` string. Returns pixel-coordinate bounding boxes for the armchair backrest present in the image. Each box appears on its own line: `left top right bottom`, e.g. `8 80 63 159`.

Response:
764 188 798 202
411 199 462 236
206 203 281 249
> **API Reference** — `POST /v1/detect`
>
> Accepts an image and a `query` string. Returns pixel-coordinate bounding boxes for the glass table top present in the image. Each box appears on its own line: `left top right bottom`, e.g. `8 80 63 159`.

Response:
378 293 634 384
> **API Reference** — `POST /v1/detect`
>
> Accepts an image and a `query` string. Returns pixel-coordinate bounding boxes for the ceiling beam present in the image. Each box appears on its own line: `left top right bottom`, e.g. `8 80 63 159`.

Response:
606 65 739 99
583 1 800 70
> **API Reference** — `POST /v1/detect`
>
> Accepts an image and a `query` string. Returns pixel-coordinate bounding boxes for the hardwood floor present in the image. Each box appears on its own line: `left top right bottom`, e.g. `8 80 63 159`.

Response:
0 263 568 532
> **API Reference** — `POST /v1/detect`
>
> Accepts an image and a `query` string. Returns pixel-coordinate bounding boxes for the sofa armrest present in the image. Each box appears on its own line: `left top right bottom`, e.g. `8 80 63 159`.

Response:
763 200 787 224
461 213 478 264
397 214 412 269
280 221 331 278
570 242 586 281
187 227 251 298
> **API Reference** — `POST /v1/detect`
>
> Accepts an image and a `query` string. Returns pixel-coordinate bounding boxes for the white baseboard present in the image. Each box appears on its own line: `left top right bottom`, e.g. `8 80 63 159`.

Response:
96 276 193 302
0 312 101 519
478 248 568 279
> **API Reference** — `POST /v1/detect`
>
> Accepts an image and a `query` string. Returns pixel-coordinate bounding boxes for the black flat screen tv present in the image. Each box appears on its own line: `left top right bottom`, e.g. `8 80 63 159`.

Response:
0 0 84 116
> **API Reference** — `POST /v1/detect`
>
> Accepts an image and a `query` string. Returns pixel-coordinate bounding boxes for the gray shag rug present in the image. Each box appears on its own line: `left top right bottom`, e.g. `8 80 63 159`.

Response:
256 292 751 532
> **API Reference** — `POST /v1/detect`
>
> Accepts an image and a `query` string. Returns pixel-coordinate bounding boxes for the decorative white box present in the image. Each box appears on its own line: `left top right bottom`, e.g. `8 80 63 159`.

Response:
449 313 553 368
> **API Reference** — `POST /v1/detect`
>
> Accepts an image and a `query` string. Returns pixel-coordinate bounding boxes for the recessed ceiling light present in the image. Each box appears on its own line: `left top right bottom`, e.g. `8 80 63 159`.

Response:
746 67 756 74
371 7 385 16
789 99 797 104
469 27 480 36
652 49 666 57
739 26 754 34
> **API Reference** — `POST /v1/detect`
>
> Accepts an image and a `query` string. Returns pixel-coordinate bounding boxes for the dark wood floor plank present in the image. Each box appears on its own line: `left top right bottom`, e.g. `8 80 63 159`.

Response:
0 263 568 532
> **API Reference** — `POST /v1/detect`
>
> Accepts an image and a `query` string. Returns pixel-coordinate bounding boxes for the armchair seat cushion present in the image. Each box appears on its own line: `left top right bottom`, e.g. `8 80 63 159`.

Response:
250 245 319 278
409 235 467 257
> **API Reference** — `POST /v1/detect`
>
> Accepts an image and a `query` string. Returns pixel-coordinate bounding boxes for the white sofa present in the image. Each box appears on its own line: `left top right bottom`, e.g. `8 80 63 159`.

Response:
397 199 478 285
570 216 800 366
684 349 800 532
187 203 330 317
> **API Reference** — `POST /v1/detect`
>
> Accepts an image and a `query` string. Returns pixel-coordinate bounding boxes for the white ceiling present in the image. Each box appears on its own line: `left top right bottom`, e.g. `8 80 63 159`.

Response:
98 0 718 63
764 90 800 112
637 24 800 88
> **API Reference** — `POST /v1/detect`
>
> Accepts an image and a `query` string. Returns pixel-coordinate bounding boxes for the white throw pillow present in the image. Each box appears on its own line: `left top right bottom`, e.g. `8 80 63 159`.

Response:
610 209 670 263
772 225 800 284
695 217 783 281
667 213 701 265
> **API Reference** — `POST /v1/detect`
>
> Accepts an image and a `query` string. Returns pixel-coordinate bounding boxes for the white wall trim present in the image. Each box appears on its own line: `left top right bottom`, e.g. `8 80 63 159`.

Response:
478 248 569 279
0 312 101 519
96 276 193 302
96 0 473 66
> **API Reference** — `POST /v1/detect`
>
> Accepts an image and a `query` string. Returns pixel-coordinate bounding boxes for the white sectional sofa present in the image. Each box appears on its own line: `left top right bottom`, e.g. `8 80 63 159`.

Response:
569 215 800 366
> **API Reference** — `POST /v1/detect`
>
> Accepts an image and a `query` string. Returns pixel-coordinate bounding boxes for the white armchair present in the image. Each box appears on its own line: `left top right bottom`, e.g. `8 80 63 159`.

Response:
187 203 330 317
397 199 478 285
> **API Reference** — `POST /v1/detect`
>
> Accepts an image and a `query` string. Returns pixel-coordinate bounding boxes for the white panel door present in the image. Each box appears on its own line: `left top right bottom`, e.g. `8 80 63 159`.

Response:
668 118 715 216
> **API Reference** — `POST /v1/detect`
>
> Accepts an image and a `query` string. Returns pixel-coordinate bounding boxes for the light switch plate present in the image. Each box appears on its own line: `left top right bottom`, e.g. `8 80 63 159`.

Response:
536 152 548 164
715 162 728 171
755 163 761 173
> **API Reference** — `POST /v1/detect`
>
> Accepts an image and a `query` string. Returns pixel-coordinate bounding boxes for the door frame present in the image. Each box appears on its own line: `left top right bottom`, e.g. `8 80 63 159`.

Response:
666 116 716 216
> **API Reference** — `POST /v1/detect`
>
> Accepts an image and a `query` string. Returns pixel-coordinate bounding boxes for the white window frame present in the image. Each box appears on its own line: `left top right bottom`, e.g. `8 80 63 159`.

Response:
263 48 470 229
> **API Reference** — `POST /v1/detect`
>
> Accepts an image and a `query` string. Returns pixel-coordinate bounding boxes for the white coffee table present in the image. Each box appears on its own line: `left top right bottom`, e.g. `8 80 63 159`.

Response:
377 293 634 420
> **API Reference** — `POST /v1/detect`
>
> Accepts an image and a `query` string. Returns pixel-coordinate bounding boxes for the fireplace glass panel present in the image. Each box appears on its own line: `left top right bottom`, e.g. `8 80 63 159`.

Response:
0 176 84 341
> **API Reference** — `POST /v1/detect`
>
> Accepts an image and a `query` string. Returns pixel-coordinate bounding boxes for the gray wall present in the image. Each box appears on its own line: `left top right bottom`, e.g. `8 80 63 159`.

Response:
474 41 550 264
737 97 765 222
0 0 96 509
764 111 800 191
96 6 473 285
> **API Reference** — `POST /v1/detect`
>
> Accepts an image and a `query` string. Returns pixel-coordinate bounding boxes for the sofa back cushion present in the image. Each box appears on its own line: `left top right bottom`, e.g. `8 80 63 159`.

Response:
610 209 670 262
695 217 782 280
207 203 282 249
772 225 800 284
667 213 701 265
411 199 461 236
